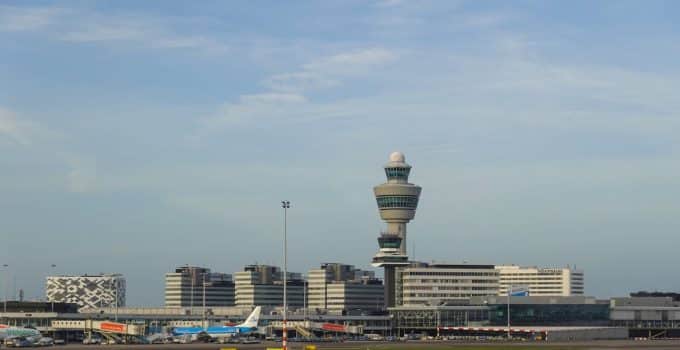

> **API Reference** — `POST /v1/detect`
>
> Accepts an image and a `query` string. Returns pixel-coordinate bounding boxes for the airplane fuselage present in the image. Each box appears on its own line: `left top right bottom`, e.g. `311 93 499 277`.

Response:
172 326 255 337
0 325 41 339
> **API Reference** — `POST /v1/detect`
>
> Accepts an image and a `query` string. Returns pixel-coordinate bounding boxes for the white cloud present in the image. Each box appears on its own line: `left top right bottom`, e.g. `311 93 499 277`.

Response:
204 93 316 127
0 5 227 54
303 48 398 72
265 72 339 92
239 93 307 104
0 5 63 32
59 16 228 53
374 0 406 7
0 107 36 145
259 48 398 93
66 157 97 193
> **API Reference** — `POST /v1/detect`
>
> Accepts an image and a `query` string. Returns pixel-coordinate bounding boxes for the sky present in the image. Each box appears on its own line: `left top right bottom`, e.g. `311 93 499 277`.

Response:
1 0 680 306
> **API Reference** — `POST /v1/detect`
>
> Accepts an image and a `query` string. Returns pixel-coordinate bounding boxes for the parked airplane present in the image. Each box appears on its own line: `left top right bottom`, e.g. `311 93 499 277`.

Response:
0 324 41 340
172 306 261 338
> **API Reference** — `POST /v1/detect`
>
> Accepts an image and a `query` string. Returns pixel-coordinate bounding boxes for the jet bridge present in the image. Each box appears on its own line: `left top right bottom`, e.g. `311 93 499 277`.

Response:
51 320 145 336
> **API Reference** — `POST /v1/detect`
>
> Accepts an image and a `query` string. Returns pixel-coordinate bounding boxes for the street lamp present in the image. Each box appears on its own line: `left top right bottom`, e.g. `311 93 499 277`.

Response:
281 200 290 350
49 264 56 313
303 275 307 323
114 277 119 322
202 273 206 329
2 264 8 317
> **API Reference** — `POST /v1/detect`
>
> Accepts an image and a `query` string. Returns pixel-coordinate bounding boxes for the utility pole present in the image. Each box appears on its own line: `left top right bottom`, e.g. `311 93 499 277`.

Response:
507 286 511 340
114 277 119 322
303 276 307 323
190 267 194 316
281 200 290 350
202 273 206 329
50 264 56 313
2 264 8 319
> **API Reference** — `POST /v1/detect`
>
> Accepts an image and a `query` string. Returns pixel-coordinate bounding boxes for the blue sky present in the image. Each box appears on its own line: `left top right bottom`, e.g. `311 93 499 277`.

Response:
2 0 680 306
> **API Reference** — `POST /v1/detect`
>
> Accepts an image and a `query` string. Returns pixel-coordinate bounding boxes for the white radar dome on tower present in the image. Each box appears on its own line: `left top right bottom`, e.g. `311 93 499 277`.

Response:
389 151 405 163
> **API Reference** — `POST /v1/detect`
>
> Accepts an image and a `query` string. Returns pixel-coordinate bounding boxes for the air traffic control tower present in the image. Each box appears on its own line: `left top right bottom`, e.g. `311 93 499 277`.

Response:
372 151 422 308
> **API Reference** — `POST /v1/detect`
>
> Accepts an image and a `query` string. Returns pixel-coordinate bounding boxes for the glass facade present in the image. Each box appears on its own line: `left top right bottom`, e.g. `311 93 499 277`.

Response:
385 167 410 180
392 308 490 330
378 236 402 249
489 304 610 326
376 195 419 209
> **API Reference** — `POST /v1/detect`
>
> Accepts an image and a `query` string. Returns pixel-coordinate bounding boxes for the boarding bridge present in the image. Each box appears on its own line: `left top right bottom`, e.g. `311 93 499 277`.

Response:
269 321 363 335
51 320 145 336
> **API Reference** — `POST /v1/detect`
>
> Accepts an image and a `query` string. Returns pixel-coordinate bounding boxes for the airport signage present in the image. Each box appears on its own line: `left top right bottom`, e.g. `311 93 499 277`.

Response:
100 322 126 333
321 323 347 332
508 285 530 296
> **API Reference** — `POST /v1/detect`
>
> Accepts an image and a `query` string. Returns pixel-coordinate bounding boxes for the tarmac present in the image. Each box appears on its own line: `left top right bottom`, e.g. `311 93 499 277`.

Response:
48 339 680 350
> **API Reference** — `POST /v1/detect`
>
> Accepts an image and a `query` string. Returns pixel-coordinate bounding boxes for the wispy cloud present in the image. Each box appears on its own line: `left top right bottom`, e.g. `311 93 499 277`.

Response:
206 93 314 127
368 1 512 34
239 93 307 104
59 15 228 53
0 5 227 53
262 47 399 93
65 157 98 193
265 72 340 92
302 48 398 72
206 47 399 128
0 5 63 32
0 107 39 145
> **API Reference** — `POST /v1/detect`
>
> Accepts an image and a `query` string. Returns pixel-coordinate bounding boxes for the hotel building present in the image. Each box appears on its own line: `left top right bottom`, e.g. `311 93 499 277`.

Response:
496 265 584 296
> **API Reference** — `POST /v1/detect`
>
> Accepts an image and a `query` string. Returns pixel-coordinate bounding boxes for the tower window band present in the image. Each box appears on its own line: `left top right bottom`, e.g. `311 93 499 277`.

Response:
376 195 419 209
384 167 410 180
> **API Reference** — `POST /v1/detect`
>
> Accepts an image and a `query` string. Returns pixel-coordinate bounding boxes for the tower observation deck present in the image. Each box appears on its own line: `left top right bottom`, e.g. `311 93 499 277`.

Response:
371 152 422 308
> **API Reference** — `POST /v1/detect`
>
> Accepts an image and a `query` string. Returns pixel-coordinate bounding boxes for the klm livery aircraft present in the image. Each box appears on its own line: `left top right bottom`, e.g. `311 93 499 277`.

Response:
172 306 261 338
0 324 41 340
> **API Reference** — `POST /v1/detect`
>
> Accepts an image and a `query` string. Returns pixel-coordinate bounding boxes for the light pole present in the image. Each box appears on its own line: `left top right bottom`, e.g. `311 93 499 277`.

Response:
190 267 195 316
303 275 307 324
281 200 290 350
114 277 119 322
49 264 56 313
202 273 206 329
507 286 511 340
2 264 8 318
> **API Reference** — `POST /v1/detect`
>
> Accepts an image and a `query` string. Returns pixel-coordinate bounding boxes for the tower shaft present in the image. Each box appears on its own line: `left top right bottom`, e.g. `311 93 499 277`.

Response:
385 222 407 255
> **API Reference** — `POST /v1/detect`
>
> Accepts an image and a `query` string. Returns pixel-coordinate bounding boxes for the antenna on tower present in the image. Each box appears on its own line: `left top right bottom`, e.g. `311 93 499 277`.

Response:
413 241 416 262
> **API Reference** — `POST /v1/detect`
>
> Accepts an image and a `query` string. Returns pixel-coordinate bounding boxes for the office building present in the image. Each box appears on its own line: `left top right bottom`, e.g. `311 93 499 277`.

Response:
234 264 304 308
372 151 422 308
399 263 499 306
46 274 125 308
307 263 384 313
164 266 235 307
496 265 584 296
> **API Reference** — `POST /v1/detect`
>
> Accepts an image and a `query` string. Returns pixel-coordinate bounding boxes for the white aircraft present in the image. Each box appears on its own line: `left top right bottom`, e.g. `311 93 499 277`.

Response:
0 324 41 340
